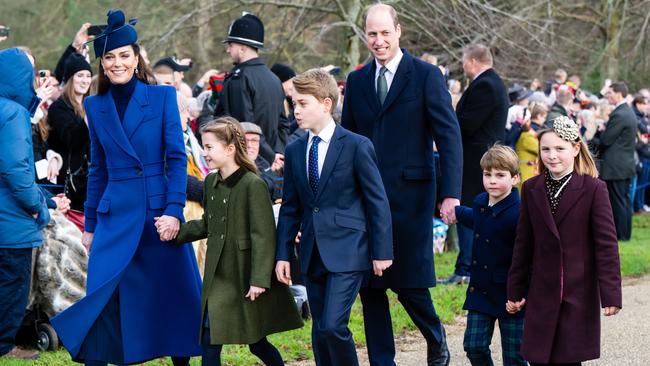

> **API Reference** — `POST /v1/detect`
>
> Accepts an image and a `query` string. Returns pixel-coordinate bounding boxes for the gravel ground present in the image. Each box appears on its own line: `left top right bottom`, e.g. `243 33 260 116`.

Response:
290 274 650 365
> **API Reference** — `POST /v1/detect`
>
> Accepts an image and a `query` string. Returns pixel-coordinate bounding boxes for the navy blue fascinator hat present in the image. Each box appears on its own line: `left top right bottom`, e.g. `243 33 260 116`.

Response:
93 9 138 58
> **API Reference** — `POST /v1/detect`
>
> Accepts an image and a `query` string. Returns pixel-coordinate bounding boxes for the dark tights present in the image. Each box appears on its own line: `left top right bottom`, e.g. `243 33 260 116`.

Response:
201 328 283 366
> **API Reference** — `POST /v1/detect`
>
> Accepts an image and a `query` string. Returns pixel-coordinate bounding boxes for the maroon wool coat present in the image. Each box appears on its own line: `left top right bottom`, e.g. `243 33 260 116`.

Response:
507 173 622 364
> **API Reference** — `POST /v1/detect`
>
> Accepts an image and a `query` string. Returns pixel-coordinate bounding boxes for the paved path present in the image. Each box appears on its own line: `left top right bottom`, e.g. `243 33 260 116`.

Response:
291 275 650 365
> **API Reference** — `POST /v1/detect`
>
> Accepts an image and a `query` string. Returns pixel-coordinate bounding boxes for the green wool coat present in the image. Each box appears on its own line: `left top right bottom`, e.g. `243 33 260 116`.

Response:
176 168 303 344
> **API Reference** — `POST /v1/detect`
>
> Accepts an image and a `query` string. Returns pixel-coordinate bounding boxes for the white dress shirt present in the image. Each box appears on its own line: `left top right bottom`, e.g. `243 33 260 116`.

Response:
375 49 404 93
306 119 337 178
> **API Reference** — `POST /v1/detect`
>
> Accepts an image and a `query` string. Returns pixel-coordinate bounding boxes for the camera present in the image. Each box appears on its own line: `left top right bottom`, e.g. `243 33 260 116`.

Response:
0 26 10 37
39 70 46 78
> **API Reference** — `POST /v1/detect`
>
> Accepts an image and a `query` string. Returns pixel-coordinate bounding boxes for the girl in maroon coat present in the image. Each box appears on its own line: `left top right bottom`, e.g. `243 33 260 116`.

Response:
506 116 622 366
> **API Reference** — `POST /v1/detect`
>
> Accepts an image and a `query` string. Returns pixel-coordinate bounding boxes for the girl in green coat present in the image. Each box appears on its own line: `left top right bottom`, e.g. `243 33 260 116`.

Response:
160 117 302 366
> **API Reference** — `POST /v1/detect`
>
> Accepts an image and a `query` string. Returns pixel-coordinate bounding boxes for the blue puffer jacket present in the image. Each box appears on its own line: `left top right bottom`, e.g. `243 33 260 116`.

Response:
0 48 50 248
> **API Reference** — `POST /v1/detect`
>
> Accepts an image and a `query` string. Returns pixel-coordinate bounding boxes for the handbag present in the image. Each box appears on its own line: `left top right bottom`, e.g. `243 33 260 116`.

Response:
64 152 88 198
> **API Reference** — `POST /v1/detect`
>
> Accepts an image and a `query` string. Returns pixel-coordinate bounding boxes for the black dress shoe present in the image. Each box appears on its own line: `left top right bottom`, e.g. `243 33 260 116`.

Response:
438 273 470 285
427 327 450 366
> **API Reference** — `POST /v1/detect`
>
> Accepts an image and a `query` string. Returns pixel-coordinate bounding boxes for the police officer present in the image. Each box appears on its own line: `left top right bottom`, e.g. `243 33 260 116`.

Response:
216 13 288 167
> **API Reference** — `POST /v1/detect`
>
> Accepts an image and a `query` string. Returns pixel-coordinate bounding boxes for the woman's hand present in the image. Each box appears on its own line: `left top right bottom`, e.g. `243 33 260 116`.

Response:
72 23 93 54
604 306 620 316
82 231 94 254
35 77 55 102
245 286 266 301
52 194 71 214
47 159 60 180
154 215 180 241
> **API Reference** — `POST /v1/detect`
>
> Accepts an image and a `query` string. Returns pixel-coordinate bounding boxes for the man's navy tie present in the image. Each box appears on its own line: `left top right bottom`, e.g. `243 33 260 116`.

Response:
308 136 321 195
377 66 388 105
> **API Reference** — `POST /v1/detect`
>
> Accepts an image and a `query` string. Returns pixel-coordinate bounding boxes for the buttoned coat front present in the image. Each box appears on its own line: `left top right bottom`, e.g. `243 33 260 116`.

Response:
51 81 203 363
177 169 303 344
456 190 523 318
507 174 622 363
341 49 462 288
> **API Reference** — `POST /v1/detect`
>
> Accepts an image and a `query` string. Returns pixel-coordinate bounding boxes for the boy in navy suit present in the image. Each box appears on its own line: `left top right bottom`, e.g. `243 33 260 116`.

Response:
276 69 393 366
453 145 526 366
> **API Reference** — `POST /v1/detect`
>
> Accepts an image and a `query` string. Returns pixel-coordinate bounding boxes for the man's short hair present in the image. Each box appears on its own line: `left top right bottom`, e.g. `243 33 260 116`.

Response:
610 82 629 98
364 4 399 29
462 44 493 66
292 68 339 113
480 144 519 177
554 68 567 81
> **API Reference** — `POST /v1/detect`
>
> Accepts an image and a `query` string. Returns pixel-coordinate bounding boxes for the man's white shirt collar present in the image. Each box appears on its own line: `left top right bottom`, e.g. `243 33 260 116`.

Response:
308 119 336 144
375 49 403 78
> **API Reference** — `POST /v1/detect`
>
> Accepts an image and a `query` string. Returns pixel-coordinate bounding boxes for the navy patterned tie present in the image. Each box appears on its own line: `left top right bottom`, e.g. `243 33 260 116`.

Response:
308 136 321 195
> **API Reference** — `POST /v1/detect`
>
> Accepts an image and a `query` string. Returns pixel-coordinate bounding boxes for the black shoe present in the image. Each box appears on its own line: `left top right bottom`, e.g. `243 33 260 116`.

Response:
438 274 469 285
427 328 450 366
301 300 311 320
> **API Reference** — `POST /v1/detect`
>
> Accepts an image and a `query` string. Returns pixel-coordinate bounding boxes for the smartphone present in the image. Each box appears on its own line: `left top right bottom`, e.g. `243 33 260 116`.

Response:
87 24 107 36
0 27 9 37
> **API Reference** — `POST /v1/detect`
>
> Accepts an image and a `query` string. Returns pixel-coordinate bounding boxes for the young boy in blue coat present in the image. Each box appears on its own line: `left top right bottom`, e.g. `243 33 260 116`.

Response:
454 145 527 366
275 68 393 366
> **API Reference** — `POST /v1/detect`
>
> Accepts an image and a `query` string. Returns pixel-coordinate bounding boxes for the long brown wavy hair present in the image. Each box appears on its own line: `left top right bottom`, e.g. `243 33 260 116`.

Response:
96 43 155 94
200 116 258 175
62 72 90 119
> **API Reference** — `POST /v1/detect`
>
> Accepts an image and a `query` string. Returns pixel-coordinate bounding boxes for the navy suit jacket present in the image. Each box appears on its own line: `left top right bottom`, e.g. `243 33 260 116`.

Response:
276 125 393 273
341 49 463 287
455 190 522 318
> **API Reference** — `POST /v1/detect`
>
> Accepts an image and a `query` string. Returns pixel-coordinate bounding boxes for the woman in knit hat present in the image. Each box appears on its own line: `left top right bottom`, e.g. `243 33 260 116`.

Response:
46 53 92 230
51 9 202 366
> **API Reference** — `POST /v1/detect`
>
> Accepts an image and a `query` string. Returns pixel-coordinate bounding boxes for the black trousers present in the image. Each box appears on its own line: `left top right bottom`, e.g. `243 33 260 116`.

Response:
606 178 632 241
360 287 445 366
0 248 32 356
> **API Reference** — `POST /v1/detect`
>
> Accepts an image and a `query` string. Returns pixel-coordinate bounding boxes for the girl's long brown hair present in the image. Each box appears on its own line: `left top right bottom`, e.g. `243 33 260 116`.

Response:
200 116 258 175
62 73 90 119
96 43 156 94
537 129 599 178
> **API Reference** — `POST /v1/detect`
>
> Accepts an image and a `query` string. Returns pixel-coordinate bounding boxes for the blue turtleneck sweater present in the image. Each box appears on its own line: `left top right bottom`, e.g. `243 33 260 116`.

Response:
109 75 138 122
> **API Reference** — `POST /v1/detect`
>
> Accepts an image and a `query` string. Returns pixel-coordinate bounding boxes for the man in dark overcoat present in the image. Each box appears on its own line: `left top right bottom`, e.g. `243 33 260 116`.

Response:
341 4 462 365
601 82 637 241
442 44 508 285
216 13 289 168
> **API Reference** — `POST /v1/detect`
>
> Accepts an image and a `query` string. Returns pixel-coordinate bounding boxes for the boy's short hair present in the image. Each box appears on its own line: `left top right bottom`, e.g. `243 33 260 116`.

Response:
480 144 520 176
292 68 339 113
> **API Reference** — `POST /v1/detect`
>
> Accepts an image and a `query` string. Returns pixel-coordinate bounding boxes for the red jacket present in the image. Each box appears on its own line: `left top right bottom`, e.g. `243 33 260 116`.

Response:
508 173 622 363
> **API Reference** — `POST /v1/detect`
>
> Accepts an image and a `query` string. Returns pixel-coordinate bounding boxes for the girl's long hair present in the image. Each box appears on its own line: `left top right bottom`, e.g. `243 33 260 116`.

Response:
200 116 258 175
96 43 155 94
62 73 90 119
537 129 599 178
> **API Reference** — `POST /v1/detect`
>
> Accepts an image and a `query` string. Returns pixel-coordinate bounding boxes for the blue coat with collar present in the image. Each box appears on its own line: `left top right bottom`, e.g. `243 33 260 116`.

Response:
455 189 522 318
51 81 202 363
276 125 393 273
342 49 463 288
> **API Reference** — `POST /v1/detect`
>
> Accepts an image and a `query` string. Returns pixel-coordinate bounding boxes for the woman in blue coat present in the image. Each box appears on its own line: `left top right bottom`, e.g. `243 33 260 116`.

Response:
51 10 202 366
